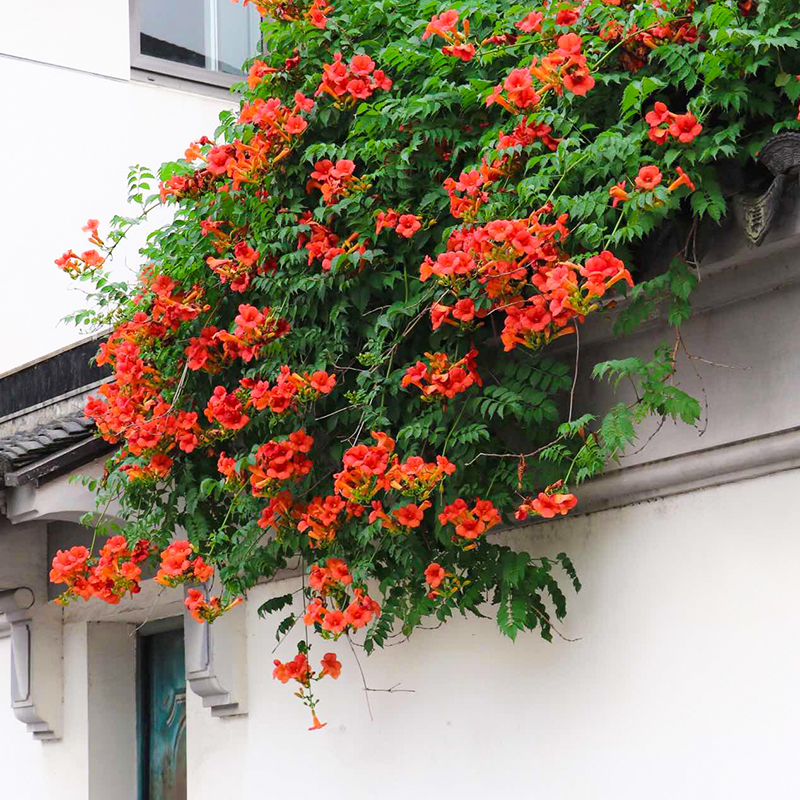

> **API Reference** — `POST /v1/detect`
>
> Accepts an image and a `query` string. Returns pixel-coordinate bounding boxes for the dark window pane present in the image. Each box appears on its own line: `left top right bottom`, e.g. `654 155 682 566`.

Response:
139 0 208 69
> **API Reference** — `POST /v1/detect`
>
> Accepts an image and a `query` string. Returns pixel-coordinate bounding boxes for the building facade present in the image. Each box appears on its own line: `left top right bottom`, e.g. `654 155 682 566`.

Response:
0 0 249 373
2 3 800 798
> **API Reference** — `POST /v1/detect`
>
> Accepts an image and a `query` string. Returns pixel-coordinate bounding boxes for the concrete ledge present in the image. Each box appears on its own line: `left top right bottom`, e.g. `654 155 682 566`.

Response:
572 425 800 516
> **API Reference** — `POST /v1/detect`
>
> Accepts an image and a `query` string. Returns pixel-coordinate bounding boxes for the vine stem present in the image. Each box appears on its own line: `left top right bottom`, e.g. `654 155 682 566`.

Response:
441 401 468 457
567 323 580 424
88 494 114 556
209 483 248 557
530 605 582 643
602 210 626 251
546 150 592 203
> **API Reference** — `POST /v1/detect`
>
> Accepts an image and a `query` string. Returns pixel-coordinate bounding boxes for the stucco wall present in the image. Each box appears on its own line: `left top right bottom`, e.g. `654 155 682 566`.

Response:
179 469 800 799
0 2 236 374
0 623 88 799
4 467 798 798
573 229 800 470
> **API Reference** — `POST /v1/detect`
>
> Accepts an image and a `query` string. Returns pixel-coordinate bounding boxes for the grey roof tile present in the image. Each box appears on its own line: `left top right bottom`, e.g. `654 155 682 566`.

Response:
0 414 96 471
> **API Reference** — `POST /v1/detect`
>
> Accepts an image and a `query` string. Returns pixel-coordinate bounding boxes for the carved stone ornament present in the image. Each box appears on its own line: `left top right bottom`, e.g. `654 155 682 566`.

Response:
733 132 800 246
183 584 248 717
0 587 61 741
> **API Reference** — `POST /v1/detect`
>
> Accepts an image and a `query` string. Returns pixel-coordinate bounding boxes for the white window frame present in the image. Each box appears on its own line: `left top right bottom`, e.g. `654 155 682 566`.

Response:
129 0 254 89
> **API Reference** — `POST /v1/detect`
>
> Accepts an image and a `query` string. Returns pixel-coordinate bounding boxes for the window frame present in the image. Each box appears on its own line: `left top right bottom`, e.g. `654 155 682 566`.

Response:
129 0 252 89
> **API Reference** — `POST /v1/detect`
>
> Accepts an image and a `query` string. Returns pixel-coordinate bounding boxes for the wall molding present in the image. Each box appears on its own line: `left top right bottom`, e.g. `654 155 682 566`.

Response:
183 585 248 718
564 425 800 518
0 587 62 741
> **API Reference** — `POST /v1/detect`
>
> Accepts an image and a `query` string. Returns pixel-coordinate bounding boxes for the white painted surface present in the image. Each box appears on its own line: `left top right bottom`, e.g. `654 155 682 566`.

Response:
87 622 137 800
1 7 799 790
0 0 130 78
186 687 246 797
170 468 800 799
0 54 235 375
0 622 88 798
1 449 799 796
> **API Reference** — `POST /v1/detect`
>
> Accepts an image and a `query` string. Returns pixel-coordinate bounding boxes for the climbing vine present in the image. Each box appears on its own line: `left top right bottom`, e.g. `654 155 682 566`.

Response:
51 0 800 727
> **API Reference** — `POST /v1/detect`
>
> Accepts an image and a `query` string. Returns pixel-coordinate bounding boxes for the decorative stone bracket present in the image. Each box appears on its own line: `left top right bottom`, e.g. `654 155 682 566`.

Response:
183 585 248 717
733 131 800 245
0 587 62 740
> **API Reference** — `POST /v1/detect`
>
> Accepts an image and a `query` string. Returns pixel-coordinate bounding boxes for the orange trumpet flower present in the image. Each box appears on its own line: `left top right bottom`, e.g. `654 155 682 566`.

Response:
667 167 696 193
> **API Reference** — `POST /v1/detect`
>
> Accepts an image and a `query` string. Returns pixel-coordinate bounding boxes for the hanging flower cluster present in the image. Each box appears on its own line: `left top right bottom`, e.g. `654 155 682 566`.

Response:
487 33 596 111
249 430 315 493
316 52 392 105
438 498 501 547
375 209 423 238
402 350 482 401
304 558 381 633
55 0 794 730
51 536 241 623
273 648 342 729
298 213 367 271
596 9 699 72
417 203 634 354
55 220 105 277
50 537 153 606
185 588 242 623
422 10 476 61
515 481 578 521
236 0 333 28
645 102 703 145
154 539 215 587
243 366 336 414
204 228 277 293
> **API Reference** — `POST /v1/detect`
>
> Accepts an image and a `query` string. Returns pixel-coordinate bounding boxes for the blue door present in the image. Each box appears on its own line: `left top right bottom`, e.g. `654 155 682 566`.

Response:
139 628 187 800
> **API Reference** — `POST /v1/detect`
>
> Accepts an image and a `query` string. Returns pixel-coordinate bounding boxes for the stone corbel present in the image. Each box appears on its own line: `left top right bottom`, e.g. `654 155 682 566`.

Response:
183 585 248 717
733 131 800 245
0 587 62 741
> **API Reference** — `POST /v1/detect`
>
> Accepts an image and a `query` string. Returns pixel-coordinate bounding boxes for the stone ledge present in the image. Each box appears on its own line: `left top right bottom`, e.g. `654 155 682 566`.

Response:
569 424 800 517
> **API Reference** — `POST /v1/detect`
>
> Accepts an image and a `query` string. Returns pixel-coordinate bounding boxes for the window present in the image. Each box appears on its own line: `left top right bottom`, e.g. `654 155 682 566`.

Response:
130 0 261 88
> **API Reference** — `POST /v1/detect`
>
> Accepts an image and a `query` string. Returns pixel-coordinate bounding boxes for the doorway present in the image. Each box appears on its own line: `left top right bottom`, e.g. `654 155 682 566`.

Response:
138 624 187 800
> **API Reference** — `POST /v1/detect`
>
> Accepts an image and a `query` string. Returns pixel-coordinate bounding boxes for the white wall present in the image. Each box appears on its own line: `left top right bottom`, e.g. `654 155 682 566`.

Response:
192 469 796 799
0 623 88 798
0 621 137 799
0 0 236 374
0 0 131 78
1 399 799 797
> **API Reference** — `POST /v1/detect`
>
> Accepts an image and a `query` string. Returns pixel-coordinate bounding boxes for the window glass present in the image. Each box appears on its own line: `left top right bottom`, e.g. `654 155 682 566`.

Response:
139 0 207 69
138 0 260 75
217 0 262 75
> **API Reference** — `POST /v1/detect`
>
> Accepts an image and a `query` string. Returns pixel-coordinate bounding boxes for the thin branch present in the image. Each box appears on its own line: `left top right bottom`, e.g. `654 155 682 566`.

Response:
568 323 580 424
347 634 374 722
624 415 666 457
463 436 563 467
530 606 582 643
365 682 415 694
130 587 168 635
676 333 710 437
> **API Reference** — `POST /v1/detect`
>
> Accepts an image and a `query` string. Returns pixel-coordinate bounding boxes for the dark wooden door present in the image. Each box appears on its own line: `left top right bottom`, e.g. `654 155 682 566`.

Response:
139 628 187 800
